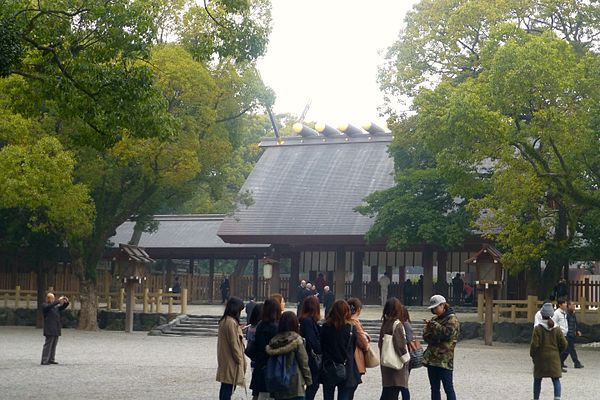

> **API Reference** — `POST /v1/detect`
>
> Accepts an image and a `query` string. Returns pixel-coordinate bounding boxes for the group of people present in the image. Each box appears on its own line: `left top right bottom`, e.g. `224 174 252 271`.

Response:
531 298 584 400
216 293 461 400
296 278 335 318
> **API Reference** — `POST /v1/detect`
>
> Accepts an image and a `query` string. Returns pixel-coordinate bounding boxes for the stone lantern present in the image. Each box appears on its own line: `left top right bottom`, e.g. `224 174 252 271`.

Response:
465 244 503 345
114 244 153 333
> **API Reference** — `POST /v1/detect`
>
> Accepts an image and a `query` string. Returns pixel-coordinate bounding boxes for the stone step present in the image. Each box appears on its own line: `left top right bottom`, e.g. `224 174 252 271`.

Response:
151 315 425 341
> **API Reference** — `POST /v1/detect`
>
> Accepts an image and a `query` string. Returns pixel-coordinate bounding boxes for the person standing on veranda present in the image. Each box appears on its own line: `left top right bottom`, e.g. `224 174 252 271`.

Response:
41 292 69 365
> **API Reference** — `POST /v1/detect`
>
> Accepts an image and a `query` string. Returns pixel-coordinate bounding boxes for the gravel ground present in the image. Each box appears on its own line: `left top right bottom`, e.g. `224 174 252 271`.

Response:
0 326 598 400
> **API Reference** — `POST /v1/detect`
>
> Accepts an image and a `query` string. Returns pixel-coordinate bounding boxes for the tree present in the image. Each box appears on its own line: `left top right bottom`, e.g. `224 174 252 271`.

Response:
375 0 600 297
0 0 272 329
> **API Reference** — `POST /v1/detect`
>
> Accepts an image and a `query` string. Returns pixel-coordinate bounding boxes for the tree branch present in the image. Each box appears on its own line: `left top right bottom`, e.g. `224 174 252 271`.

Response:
216 104 254 123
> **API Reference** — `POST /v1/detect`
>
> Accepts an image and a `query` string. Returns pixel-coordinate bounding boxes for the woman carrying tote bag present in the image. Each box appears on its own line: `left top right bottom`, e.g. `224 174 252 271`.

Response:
378 298 410 400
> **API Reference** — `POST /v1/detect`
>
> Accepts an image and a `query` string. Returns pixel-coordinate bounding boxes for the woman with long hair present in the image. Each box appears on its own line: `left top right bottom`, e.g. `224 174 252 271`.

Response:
423 295 459 400
378 297 410 400
248 298 281 400
271 293 286 312
347 298 370 378
246 303 263 342
266 311 313 400
531 303 567 400
320 299 361 400
299 295 322 400
216 297 247 400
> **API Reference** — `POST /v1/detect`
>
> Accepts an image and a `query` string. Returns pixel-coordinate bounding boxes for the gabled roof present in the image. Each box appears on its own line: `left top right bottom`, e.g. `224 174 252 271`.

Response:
464 244 502 264
108 215 270 256
218 134 395 245
119 244 154 263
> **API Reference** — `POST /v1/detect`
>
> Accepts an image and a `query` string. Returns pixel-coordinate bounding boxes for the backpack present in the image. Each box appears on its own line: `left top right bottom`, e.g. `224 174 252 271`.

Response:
265 350 298 392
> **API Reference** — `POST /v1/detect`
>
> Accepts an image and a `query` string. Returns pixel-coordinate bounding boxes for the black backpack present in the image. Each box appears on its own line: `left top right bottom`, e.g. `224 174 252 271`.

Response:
265 350 298 392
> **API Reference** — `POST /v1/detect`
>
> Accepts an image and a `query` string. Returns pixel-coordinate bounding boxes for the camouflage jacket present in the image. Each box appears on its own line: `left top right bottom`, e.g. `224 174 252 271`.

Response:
423 307 460 370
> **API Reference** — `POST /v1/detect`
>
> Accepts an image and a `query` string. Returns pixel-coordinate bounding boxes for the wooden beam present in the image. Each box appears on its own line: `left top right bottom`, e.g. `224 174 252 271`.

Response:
334 248 346 300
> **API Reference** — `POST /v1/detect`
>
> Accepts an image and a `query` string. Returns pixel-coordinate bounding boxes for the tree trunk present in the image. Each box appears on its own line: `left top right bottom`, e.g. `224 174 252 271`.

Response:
526 261 541 297
78 277 99 330
36 260 47 329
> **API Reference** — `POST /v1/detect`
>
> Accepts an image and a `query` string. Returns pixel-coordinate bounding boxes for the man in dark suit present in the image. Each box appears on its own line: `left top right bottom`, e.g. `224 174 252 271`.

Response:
41 292 69 365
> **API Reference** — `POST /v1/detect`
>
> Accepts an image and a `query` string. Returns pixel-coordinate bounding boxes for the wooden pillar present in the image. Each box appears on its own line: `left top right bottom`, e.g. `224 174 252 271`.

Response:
352 252 364 299
208 257 215 304
423 247 434 306
166 259 173 291
290 253 300 292
335 248 346 300
271 249 281 295
125 281 136 333
437 251 448 298
253 257 259 299
385 265 393 278
370 265 378 283
484 285 494 345
187 259 194 302
399 265 406 302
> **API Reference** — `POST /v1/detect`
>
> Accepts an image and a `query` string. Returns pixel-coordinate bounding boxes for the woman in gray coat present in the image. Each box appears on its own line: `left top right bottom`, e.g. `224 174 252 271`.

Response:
378 297 410 400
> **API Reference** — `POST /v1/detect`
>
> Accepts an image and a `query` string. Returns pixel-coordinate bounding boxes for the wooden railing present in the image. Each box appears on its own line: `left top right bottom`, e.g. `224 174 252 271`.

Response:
477 294 600 324
0 286 187 314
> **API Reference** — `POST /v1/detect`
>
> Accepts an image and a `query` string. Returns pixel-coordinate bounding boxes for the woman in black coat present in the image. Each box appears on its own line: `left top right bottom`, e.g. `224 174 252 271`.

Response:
320 300 361 400
247 298 281 400
299 295 322 400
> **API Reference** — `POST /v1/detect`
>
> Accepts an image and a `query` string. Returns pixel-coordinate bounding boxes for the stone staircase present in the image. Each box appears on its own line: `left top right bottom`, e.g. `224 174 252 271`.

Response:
150 315 424 342
361 320 424 343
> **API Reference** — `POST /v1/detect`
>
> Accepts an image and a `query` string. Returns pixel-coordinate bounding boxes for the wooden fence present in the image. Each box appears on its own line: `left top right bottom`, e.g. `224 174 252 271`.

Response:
0 286 188 314
477 294 600 325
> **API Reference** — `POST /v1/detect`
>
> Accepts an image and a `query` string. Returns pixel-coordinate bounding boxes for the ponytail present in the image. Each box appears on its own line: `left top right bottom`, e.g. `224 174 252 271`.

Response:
547 318 555 329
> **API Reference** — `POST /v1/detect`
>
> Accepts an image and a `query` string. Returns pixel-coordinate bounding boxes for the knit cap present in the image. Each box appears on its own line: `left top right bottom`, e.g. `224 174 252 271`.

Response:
540 302 554 318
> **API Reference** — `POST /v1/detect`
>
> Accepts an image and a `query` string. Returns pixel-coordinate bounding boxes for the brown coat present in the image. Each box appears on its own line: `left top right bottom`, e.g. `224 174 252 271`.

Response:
351 316 370 374
378 318 409 388
530 322 568 379
216 316 247 386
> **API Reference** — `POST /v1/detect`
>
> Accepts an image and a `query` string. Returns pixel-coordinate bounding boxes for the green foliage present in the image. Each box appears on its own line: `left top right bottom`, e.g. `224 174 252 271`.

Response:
181 0 271 63
0 0 273 328
375 0 600 289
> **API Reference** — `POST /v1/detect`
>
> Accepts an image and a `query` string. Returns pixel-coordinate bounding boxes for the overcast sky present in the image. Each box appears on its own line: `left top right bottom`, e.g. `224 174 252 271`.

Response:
257 0 419 129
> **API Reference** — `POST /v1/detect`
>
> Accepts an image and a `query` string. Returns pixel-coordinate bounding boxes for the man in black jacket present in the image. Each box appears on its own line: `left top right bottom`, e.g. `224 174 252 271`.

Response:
41 292 69 365
560 300 584 369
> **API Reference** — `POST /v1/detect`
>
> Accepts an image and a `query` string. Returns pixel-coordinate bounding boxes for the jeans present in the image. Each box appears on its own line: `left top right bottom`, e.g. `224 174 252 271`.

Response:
323 384 357 400
380 386 410 400
533 377 560 399
427 366 456 400
219 383 233 400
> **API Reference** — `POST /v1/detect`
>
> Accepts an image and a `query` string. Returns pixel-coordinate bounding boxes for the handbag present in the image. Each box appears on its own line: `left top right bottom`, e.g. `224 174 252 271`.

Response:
310 349 323 370
408 340 424 369
320 325 354 385
380 320 411 370
321 358 347 385
364 346 380 368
